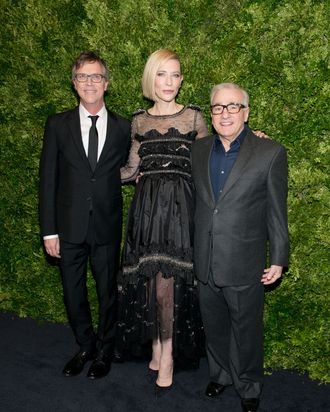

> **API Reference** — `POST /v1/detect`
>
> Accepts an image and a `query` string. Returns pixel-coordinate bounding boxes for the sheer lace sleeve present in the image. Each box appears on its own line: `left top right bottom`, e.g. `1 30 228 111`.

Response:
120 117 141 183
194 110 209 139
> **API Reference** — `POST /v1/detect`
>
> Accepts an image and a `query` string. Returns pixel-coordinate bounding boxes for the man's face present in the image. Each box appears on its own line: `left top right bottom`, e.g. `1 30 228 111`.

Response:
211 88 249 141
73 61 108 111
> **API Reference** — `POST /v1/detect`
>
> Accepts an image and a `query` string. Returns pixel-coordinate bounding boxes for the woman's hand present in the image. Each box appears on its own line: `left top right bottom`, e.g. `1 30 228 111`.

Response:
253 130 269 139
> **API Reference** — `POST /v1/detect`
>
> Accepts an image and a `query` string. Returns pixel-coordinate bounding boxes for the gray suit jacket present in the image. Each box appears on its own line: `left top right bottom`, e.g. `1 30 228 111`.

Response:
191 129 289 286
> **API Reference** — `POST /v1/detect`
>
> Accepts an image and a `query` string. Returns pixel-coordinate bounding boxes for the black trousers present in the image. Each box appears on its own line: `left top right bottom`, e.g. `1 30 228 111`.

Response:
198 275 264 399
59 215 120 354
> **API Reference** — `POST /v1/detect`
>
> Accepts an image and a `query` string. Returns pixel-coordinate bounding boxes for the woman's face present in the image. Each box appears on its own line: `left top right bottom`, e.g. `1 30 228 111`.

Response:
154 59 183 103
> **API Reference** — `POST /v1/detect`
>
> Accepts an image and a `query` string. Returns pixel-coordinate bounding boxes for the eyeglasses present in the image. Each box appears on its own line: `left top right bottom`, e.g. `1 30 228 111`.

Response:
75 73 106 83
211 103 246 115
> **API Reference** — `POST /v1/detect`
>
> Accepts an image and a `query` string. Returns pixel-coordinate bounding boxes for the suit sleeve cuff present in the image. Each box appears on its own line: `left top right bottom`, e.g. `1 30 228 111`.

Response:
43 234 59 240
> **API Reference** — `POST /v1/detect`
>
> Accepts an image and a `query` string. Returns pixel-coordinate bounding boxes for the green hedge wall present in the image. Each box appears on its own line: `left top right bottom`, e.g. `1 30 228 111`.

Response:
0 0 329 382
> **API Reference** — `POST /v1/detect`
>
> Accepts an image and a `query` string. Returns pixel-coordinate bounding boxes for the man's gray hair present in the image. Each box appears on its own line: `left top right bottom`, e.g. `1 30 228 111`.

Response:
210 83 249 107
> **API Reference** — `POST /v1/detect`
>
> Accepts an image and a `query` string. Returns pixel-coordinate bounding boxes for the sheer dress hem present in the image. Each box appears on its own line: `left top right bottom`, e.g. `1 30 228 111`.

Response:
117 275 204 366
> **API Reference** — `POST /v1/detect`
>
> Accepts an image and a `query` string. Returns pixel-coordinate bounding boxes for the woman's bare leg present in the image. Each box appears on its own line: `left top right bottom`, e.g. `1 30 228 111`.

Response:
155 273 174 387
156 338 173 387
149 338 161 371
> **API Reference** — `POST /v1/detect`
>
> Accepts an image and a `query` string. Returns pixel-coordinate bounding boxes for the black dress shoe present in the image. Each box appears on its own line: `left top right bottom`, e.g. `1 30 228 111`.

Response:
87 351 111 380
241 398 260 412
112 350 124 364
205 381 226 398
62 350 95 377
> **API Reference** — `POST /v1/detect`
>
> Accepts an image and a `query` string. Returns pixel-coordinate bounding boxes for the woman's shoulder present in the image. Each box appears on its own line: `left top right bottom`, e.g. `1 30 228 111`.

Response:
186 104 202 112
132 108 146 117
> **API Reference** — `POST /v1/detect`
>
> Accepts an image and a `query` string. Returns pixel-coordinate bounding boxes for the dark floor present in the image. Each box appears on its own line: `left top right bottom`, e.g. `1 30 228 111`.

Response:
0 312 329 412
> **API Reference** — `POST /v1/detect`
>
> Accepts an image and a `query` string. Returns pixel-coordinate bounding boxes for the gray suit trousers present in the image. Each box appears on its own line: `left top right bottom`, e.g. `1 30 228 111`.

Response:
198 275 264 398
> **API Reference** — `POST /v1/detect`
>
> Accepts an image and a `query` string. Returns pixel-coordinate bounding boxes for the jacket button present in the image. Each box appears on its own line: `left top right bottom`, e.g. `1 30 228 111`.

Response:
214 209 218 214
87 197 92 201
91 178 96 182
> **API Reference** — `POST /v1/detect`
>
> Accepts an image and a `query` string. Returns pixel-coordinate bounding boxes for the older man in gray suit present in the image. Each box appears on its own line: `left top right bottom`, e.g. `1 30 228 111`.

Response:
191 83 289 412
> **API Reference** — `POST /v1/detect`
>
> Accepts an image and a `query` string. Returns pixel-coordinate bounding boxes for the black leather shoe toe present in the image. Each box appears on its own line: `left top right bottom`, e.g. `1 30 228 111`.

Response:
87 352 111 380
62 350 95 377
205 381 226 398
112 350 124 363
241 398 260 412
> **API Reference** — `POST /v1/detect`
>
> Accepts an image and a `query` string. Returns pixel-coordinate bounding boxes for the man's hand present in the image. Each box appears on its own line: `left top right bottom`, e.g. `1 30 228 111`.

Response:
261 265 283 285
44 238 61 258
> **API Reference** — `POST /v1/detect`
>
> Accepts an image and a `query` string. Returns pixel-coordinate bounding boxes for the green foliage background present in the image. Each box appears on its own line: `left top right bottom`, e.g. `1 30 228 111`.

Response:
0 0 329 382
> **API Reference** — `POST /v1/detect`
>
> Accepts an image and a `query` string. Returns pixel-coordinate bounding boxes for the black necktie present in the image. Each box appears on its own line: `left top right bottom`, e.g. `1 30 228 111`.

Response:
88 115 99 171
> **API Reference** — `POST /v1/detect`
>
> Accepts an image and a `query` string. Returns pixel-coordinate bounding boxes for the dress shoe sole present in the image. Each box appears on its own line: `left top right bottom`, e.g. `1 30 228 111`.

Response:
86 367 111 380
63 370 83 377
87 374 106 380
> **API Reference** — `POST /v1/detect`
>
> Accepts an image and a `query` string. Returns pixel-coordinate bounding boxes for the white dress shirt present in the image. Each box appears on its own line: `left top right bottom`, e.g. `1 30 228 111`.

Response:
79 104 108 160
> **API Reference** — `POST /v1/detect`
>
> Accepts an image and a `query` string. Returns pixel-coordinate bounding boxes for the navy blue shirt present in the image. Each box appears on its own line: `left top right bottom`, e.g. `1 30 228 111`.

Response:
210 125 248 200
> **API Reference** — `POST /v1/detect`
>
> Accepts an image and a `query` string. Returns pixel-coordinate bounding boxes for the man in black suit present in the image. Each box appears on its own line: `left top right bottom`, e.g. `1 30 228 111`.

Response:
39 51 130 379
191 83 289 411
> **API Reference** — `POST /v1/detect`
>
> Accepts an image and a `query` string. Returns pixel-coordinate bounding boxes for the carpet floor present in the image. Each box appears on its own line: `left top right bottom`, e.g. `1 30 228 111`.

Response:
0 311 328 412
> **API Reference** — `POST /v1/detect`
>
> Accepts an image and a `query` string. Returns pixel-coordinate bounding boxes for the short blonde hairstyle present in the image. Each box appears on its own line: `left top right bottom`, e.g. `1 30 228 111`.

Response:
210 83 249 107
142 49 181 101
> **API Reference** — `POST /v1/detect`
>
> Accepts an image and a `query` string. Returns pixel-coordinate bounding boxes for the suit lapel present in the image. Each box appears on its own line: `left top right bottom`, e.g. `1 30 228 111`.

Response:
196 135 216 208
68 108 117 172
218 130 255 201
67 107 91 170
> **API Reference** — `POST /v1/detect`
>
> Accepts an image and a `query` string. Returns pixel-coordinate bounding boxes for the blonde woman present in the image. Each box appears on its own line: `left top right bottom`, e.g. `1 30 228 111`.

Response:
118 49 208 394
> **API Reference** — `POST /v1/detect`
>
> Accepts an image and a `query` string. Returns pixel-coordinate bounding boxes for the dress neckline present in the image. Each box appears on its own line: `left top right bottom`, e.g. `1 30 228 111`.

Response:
146 105 187 118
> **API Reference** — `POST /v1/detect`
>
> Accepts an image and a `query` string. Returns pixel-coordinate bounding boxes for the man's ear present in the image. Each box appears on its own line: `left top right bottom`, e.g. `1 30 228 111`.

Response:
244 107 250 122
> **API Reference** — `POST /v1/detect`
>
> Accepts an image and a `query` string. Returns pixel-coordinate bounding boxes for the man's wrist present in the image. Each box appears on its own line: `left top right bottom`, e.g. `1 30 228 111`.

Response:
43 234 58 240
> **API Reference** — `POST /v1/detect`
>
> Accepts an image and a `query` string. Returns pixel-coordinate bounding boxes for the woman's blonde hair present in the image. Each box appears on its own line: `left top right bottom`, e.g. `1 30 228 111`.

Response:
142 49 181 101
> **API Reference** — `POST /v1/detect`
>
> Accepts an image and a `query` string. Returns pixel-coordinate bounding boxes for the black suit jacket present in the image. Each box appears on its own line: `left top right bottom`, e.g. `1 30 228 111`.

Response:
191 129 289 286
39 107 131 245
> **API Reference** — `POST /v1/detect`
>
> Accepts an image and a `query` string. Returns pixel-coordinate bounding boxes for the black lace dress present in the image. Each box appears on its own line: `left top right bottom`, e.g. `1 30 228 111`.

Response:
117 105 208 366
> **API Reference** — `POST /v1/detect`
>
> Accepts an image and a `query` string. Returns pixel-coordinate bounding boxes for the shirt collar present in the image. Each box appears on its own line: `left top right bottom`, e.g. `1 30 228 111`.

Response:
79 104 106 119
231 124 248 148
214 124 248 149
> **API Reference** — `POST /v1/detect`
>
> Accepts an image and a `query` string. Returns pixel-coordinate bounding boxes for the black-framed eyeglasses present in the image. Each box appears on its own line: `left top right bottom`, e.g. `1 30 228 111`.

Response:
211 103 246 115
75 73 106 83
